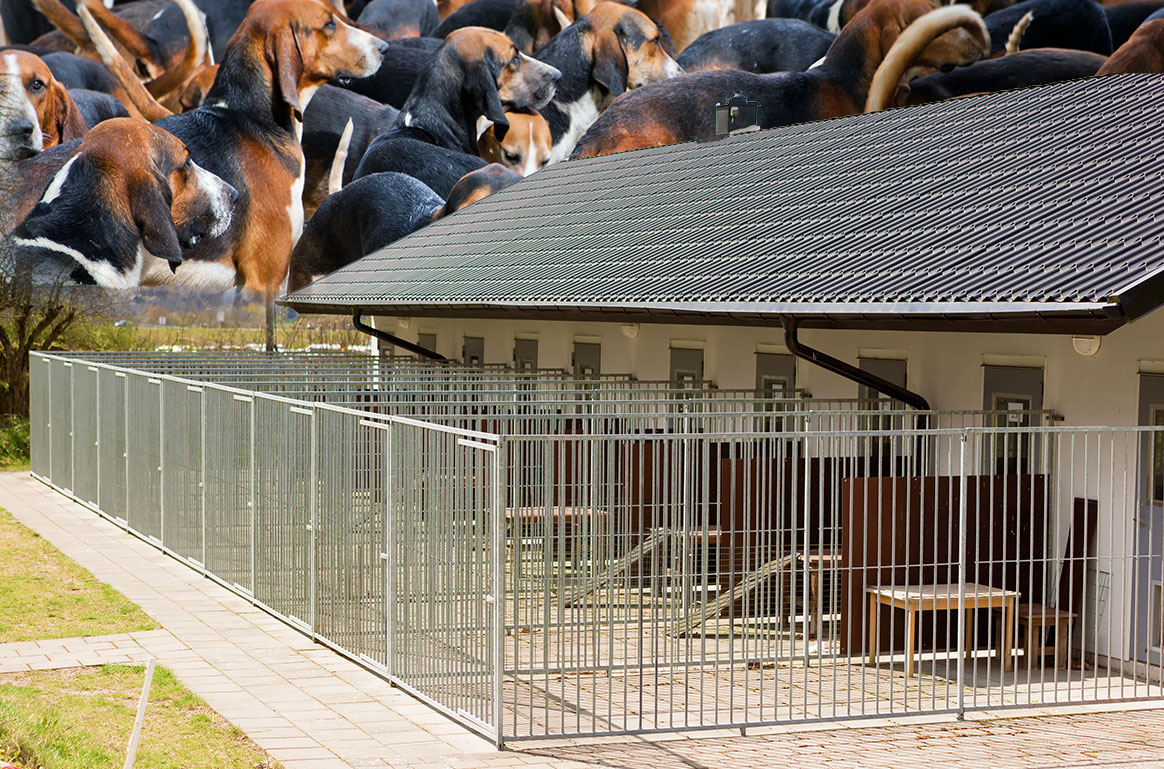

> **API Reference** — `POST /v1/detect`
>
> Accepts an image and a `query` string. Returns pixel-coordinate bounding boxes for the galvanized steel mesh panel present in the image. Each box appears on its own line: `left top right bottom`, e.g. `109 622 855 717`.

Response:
48 358 72 492
29 356 49 478
162 379 203 562
71 365 99 506
203 388 253 593
391 421 496 728
314 409 387 662
97 369 127 521
253 399 313 626
126 375 162 541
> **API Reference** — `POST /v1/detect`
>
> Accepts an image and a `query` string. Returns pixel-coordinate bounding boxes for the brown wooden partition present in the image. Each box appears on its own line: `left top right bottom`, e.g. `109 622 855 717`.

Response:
839 475 1050 655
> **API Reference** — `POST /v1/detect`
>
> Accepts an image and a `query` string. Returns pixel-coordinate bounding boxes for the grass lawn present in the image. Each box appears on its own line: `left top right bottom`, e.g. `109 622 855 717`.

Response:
0 509 156 643
0 664 279 769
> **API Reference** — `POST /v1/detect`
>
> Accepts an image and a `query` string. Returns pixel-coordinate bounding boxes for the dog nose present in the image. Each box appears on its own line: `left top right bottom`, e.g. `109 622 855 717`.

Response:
376 39 389 55
225 183 239 204
14 118 35 138
546 64 562 82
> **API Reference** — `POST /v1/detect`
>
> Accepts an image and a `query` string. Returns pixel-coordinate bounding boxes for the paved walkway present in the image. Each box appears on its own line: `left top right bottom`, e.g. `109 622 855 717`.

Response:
3 472 1164 769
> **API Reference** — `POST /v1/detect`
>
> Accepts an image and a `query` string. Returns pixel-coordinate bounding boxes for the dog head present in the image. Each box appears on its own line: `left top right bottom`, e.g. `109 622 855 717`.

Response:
583 2 682 96
247 0 388 120
442 26 561 142
1 50 87 160
434 163 521 220
10 119 237 287
478 110 552 176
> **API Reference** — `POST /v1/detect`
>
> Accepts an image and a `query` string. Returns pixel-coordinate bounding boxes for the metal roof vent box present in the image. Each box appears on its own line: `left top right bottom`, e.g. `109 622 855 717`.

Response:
714 92 761 137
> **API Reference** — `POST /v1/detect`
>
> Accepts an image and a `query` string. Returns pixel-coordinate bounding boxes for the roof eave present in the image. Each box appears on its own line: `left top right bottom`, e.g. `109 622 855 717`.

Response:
279 298 1127 335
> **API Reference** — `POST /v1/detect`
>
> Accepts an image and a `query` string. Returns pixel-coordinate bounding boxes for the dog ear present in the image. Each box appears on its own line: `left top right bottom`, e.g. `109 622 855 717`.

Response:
130 174 184 270
272 22 306 121
591 25 629 97
467 60 510 142
51 80 90 144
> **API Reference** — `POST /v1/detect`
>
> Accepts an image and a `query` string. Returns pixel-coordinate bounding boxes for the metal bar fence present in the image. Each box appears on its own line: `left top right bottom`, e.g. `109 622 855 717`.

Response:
30 352 504 743
28 352 1164 744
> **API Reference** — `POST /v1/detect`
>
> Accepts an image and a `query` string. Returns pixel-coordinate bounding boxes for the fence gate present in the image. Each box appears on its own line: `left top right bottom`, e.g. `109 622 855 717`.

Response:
384 419 502 743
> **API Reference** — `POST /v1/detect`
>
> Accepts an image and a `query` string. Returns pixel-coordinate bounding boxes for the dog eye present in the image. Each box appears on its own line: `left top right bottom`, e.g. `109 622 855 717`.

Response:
29 79 45 93
503 151 519 163
323 17 336 32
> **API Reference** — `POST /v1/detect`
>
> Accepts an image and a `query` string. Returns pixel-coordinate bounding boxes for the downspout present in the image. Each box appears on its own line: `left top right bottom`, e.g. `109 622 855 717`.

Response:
782 318 931 411
352 313 447 361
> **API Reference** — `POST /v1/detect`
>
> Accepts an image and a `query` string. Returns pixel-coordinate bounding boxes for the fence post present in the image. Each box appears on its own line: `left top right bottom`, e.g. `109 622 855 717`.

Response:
956 431 969 719
249 399 256 598
123 371 131 526
492 439 505 749
309 409 318 640
95 365 101 510
158 379 165 547
384 420 395 678
200 388 207 572
68 360 75 495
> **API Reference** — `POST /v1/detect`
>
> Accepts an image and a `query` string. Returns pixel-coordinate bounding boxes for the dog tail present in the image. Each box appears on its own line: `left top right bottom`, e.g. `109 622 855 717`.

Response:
30 0 90 51
329 119 355 197
865 4 990 113
1005 10 1033 54
78 3 174 121
145 0 209 100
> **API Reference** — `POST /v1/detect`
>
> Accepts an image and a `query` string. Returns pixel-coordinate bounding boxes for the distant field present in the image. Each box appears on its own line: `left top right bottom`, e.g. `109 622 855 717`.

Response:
99 320 368 352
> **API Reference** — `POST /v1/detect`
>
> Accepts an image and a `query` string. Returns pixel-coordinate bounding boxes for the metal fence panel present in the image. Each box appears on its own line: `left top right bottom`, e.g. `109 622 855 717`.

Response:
162 379 203 562
314 409 386 662
253 399 313 627
203 387 253 593
29 355 49 479
48 358 73 492
71 365 99 506
391 420 498 734
97 368 128 522
126 374 162 541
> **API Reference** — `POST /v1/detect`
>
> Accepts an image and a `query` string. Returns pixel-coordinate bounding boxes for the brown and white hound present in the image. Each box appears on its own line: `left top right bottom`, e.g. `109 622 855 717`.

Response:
3 118 236 287
0 49 87 158
93 0 386 346
478 109 551 175
534 1 682 163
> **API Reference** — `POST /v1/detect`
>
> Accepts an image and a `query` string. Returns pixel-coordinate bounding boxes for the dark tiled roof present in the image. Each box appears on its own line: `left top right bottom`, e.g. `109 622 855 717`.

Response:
283 74 1164 332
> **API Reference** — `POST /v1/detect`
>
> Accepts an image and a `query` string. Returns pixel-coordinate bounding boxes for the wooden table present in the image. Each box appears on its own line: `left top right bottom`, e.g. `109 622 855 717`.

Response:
866 583 1020 677
800 551 841 639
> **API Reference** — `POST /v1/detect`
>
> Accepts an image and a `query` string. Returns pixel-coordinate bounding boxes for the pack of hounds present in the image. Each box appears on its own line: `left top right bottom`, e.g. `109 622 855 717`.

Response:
1 0 1160 341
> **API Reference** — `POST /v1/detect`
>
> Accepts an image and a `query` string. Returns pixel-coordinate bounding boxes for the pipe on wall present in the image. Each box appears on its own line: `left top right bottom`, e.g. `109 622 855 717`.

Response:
352 314 447 361
782 317 931 411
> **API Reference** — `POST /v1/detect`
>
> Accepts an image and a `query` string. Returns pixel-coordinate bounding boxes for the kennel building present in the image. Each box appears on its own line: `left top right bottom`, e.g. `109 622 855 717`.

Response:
32 75 1164 744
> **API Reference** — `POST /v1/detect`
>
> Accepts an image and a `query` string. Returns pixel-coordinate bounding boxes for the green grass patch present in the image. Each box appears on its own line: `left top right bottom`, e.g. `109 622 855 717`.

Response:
0 664 280 769
0 418 29 472
0 509 156 643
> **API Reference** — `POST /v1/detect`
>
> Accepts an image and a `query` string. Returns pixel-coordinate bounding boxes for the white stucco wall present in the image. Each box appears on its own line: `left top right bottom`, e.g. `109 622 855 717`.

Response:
377 308 1164 426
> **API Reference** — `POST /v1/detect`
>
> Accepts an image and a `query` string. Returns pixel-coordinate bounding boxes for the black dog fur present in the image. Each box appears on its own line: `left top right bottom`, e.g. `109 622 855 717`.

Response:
678 19 835 73
288 171 443 290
